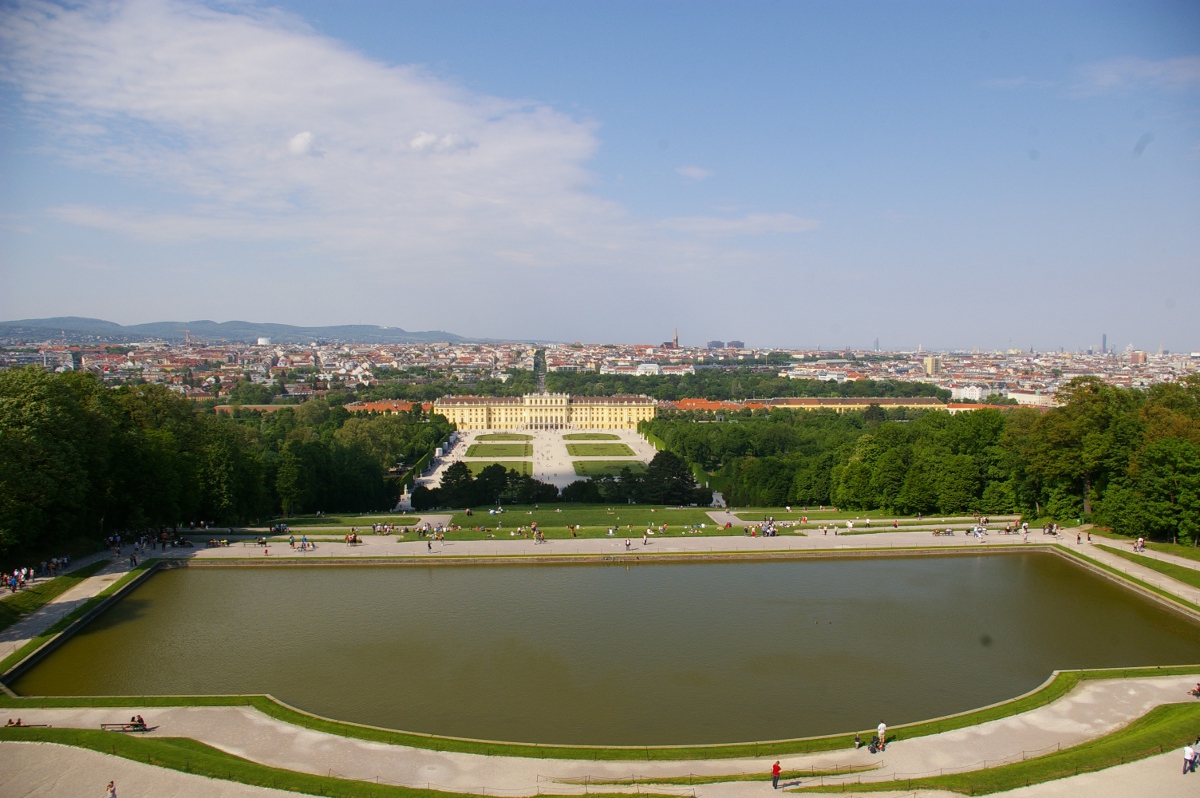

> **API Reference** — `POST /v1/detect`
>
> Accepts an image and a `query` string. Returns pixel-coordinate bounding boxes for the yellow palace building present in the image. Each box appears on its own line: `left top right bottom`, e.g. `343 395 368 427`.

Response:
433 393 657 431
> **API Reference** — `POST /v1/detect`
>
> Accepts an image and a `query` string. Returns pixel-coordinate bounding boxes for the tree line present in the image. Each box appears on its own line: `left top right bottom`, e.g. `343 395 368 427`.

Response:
410 450 706 510
0 367 452 559
642 376 1200 543
545 372 949 402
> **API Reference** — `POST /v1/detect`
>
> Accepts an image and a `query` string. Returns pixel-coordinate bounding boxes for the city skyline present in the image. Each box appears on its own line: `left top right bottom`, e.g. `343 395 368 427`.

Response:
1 1 1198 351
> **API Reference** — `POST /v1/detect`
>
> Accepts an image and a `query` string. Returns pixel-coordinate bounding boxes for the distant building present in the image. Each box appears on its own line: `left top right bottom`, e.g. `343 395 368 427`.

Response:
256 337 272 345
636 363 662 375
434 393 657 431
727 340 745 349
922 356 942 375
1131 350 1148 365
706 340 725 349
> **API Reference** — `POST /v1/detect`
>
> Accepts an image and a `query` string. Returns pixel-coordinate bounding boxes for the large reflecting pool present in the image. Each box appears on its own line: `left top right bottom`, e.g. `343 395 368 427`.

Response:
14 553 1200 745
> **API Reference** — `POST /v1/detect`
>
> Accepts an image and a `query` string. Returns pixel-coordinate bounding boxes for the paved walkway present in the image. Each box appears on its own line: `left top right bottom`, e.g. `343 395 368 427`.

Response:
1095 539 1200 571
1074 542 1200 607
0 553 126 664
2 675 1199 797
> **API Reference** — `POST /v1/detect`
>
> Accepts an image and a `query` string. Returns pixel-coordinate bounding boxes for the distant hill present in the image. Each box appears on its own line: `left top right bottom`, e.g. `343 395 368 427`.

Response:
0 317 468 345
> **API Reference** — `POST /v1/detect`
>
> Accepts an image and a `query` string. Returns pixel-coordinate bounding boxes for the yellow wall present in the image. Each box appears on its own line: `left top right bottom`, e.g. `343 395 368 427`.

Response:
434 393 656 430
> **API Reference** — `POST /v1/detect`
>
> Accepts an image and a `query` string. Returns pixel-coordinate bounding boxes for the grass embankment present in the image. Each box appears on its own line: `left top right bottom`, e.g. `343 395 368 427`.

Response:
465 443 532 458
0 728 666 798
573 460 648 477
6 666 1197 762
792 702 1200 795
1104 548 1200 591
1056 547 1200 614
565 443 636 457
475 433 532 441
465 461 533 476
1090 530 1200 564
272 514 424 528
0 560 155 676
563 433 620 440
0 561 108 634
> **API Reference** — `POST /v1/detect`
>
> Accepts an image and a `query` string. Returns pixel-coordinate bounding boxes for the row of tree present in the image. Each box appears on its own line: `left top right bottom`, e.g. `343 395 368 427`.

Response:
410 450 707 510
545 372 950 402
643 376 1200 543
0 368 452 559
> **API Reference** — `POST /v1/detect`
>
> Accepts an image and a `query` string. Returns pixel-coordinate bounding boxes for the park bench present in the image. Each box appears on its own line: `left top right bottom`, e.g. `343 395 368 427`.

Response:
100 722 154 733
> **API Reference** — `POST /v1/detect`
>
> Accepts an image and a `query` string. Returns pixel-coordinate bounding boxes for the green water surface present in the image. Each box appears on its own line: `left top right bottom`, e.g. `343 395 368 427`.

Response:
14 552 1200 745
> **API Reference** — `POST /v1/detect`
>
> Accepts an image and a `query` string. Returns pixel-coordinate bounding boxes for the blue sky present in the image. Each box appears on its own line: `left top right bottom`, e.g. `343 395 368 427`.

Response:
1 0 1197 350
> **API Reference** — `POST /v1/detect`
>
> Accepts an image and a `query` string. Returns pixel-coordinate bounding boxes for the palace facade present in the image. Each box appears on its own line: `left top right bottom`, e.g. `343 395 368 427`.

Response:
433 393 657 431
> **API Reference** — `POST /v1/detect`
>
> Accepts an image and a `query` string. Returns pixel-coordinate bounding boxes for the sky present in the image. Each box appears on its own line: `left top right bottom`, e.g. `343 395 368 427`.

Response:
0 0 1197 351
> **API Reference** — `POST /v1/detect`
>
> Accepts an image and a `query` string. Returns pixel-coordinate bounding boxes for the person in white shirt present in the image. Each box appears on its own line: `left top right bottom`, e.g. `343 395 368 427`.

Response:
877 720 887 746
1184 743 1195 774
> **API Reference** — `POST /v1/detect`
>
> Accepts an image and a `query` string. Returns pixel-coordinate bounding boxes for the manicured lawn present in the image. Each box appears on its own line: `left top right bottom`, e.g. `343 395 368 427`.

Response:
466 443 532 458
1057 548 1200 614
449 504 718 536
476 433 532 441
793 701 1200 795
565 443 636 457
729 509 1012 523
1092 530 1200 564
466 460 533 476
563 433 621 440
276 514 424 528
573 460 648 477
1104 547 1200 591
0 560 108 634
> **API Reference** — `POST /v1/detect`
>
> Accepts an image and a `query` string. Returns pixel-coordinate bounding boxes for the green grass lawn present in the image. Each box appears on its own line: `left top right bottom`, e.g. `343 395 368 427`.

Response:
466 443 533 458
476 433 533 441
728 509 1012 523
275 514 424 528
1091 530 1200 564
563 432 621 440
0 560 108 634
793 701 1200 795
573 460 649 477
565 442 636 457
466 460 533 476
449 504 718 536
1104 547 1200 591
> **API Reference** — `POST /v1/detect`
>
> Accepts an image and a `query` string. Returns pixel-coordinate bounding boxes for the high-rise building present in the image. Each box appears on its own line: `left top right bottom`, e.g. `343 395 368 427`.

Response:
922 355 943 375
728 340 745 349
1102 333 1107 354
706 340 725 349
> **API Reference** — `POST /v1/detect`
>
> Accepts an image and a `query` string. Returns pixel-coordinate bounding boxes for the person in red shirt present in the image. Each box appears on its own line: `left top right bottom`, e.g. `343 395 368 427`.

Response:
771 761 782 789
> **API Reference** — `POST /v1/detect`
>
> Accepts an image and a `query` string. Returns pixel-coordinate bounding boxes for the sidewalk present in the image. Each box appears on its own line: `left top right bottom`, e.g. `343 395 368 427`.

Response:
3 674 1197 797
0 553 125 664
1072 541 1200 607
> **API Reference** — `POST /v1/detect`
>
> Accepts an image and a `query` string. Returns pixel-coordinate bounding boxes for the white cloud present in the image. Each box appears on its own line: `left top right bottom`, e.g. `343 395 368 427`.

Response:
675 165 712 181
0 0 818 336
1072 56 1200 96
288 131 314 156
660 213 818 237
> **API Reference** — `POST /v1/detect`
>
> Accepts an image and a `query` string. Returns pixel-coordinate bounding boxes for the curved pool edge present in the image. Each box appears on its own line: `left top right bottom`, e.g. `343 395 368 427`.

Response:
2 663 1199 761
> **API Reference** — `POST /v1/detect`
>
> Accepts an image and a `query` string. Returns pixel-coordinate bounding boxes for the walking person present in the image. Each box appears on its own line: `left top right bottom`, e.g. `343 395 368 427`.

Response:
877 720 887 747
105 781 117 798
1184 741 1195 774
771 761 781 789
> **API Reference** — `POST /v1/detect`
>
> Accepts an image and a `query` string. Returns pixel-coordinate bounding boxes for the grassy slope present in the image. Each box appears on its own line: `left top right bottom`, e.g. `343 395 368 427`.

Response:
6 666 1198 762
0 560 155 675
1104 548 1200 591
275 515 424 528
1056 547 1200 614
563 433 620 440
448 505 716 534
0 560 108 634
792 702 1200 795
476 433 533 441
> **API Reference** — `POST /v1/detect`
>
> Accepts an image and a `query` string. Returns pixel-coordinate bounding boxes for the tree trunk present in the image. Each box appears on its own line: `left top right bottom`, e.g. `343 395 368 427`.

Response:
1082 476 1092 515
